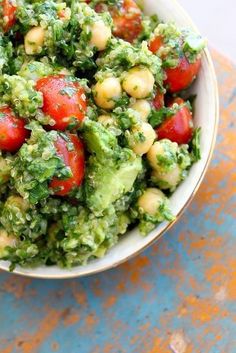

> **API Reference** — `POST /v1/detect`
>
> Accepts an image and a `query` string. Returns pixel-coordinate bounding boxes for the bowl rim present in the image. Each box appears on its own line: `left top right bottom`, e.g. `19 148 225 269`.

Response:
0 0 219 279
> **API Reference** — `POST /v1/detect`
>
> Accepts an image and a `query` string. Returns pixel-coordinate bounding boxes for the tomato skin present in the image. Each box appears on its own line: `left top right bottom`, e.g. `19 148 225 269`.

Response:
1 0 17 32
35 75 87 131
57 9 67 19
148 35 164 54
152 91 164 110
0 107 28 152
149 34 201 93
50 134 85 196
110 0 142 43
165 57 201 93
94 0 142 42
155 98 193 144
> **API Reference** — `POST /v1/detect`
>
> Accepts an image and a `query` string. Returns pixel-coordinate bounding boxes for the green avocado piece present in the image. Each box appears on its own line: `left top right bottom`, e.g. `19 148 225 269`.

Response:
85 154 142 214
83 119 118 162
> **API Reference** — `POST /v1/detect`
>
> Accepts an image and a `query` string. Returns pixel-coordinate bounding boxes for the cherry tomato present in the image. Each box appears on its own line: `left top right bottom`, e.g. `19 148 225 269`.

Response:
50 134 85 196
148 35 164 54
57 8 71 21
110 0 142 43
155 98 193 144
149 34 201 93
152 91 164 110
35 75 87 131
0 107 28 152
165 56 201 93
1 0 17 32
57 9 67 20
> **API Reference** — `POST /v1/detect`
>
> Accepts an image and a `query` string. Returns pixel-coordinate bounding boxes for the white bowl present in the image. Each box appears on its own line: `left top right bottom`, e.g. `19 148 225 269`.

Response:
0 0 219 278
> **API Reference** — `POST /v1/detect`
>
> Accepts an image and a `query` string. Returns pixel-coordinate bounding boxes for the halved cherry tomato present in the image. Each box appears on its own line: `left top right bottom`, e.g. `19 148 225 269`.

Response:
149 34 201 93
57 8 71 21
57 9 67 20
155 98 193 144
165 56 201 93
0 106 28 152
50 134 85 196
152 91 164 110
35 75 87 131
148 35 164 54
1 0 17 33
110 0 142 43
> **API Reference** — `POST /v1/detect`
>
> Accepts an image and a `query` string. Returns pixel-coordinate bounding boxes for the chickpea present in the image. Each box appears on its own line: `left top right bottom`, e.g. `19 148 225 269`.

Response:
0 229 17 254
24 26 45 55
93 77 122 110
89 20 111 51
130 99 151 122
122 66 155 99
147 140 164 170
147 140 178 171
138 188 166 216
152 164 182 189
6 195 29 212
98 115 114 127
130 122 156 156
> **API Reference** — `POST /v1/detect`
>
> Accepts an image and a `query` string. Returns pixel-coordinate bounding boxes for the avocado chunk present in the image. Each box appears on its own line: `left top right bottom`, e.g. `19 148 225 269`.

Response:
85 153 142 215
83 119 118 162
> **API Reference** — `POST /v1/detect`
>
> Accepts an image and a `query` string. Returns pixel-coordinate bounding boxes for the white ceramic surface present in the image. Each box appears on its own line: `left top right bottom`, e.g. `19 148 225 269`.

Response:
0 0 219 278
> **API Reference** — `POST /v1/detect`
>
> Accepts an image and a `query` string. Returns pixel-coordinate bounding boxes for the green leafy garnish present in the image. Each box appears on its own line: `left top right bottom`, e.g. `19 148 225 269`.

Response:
190 127 201 162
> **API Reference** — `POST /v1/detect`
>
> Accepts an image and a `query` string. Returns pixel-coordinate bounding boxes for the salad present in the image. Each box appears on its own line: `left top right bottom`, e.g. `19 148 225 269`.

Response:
0 0 205 270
